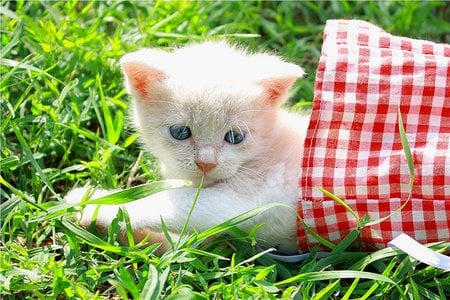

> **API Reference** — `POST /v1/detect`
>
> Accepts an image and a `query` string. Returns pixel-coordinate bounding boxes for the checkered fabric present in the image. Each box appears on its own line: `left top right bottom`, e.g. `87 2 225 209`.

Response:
297 20 450 251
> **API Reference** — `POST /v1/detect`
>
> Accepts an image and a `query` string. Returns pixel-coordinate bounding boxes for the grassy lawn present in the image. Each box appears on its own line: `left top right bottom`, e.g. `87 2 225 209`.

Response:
1 1 449 299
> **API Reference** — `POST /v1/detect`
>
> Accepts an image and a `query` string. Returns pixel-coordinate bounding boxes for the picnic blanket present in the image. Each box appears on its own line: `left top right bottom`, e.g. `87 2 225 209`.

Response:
297 20 450 252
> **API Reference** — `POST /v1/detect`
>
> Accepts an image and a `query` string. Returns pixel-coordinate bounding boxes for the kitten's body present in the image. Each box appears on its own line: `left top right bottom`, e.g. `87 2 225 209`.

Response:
66 42 310 254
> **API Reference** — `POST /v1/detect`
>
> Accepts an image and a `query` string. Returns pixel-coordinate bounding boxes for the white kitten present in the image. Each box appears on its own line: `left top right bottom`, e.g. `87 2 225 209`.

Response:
66 41 310 254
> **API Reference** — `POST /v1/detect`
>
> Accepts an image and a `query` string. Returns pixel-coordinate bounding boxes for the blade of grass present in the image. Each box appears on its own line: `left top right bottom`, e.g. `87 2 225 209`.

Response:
275 270 397 286
398 105 415 183
297 214 336 250
84 180 190 205
194 202 290 241
140 265 170 300
60 219 147 259
175 176 204 250
11 123 61 201
1 58 59 81
366 107 415 227
312 279 340 300
117 264 140 299
350 247 403 270
121 206 135 248
182 248 229 261
318 187 359 221
159 216 176 251
0 195 21 220
0 175 45 212
331 229 360 254
358 257 398 300
0 156 20 170
96 74 122 144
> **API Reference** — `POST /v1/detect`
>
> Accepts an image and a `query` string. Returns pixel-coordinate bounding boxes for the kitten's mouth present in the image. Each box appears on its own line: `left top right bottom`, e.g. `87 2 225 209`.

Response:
189 162 237 187
189 174 217 188
201 177 217 187
191 168 227 187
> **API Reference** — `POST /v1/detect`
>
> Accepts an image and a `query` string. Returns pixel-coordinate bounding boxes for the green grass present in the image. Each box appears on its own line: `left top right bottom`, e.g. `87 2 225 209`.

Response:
1 0 449 299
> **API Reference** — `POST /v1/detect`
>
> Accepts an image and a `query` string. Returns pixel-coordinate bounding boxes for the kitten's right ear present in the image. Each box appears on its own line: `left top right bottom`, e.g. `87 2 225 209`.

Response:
120 50 166 101
255 55 305 107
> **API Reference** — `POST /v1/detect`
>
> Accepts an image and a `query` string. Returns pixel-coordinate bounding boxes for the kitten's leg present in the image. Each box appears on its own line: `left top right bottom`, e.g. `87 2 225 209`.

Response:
69 187 258 231
65 186 117 204
66 186 265 253
65 186 181 254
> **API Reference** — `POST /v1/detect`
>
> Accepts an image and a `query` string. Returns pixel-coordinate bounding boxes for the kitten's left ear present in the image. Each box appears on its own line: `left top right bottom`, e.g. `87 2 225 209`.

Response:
259 62 305 106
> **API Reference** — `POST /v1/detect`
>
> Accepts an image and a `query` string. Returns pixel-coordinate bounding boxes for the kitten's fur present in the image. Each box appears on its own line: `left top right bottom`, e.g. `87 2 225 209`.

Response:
66 42 310 254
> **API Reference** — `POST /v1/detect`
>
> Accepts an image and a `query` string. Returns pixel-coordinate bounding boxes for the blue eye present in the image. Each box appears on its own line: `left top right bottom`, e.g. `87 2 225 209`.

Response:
224 130 244 144
169 125 191 140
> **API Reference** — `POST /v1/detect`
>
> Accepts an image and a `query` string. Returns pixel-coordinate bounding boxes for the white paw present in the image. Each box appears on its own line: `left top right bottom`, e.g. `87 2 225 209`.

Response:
64 186 117 227
64 186 114 204
64 186 91 204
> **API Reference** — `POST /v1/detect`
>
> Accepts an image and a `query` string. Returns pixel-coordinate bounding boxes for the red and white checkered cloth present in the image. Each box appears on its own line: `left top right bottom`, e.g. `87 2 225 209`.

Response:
297 20 450 251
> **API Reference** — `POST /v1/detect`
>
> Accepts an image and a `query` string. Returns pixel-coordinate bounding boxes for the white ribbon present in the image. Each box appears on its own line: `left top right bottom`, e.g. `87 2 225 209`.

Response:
388 233 450 271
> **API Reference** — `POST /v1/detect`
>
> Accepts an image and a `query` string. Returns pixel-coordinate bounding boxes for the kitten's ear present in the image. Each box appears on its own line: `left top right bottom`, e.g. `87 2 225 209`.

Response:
120 49 166 101
259 63 305 106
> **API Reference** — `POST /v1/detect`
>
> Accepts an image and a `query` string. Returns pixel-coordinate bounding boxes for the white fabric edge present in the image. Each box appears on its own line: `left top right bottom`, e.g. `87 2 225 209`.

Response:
388 233 450 271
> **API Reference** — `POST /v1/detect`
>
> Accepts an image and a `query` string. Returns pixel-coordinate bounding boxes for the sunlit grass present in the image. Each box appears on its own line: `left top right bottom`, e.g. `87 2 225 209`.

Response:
1 1 449 298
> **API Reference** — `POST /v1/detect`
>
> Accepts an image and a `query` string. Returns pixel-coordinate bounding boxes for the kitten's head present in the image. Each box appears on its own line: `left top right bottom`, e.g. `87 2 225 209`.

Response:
121 41 304 186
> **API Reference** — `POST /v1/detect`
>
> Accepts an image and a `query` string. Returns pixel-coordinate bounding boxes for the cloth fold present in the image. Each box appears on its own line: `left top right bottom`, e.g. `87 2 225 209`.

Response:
298 20 450 251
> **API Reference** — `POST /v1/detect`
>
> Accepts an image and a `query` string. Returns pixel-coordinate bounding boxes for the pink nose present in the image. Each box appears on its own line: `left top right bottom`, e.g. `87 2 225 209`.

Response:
196 162 217 173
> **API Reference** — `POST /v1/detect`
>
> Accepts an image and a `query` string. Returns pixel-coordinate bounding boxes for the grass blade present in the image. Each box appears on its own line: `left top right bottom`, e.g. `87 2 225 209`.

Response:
312 279 340 300
331 229 360 254
397 107 415 185
140 265 170 300
1 58 58 81
195 202 290 241
275 270 396 286
176 176 203 250
84 180 190 205
0 175 45 212
60 219 144 257
364 109 416 227
121 206 135 247
11 123 61 201
318 187 359 221
297 215 336 250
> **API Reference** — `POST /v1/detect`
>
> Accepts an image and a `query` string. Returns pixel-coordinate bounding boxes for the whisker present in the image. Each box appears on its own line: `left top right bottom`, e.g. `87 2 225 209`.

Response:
237 166 265 181
240 108 274 113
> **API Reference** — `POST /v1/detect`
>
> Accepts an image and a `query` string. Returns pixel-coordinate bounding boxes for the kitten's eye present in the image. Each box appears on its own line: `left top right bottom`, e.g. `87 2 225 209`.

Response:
169 125 191 140
224 130 245 145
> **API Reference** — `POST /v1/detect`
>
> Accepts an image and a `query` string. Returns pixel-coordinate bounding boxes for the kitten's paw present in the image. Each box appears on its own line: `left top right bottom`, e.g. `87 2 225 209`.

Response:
64 186 116 227
64 186 114 204
65 186 91 204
